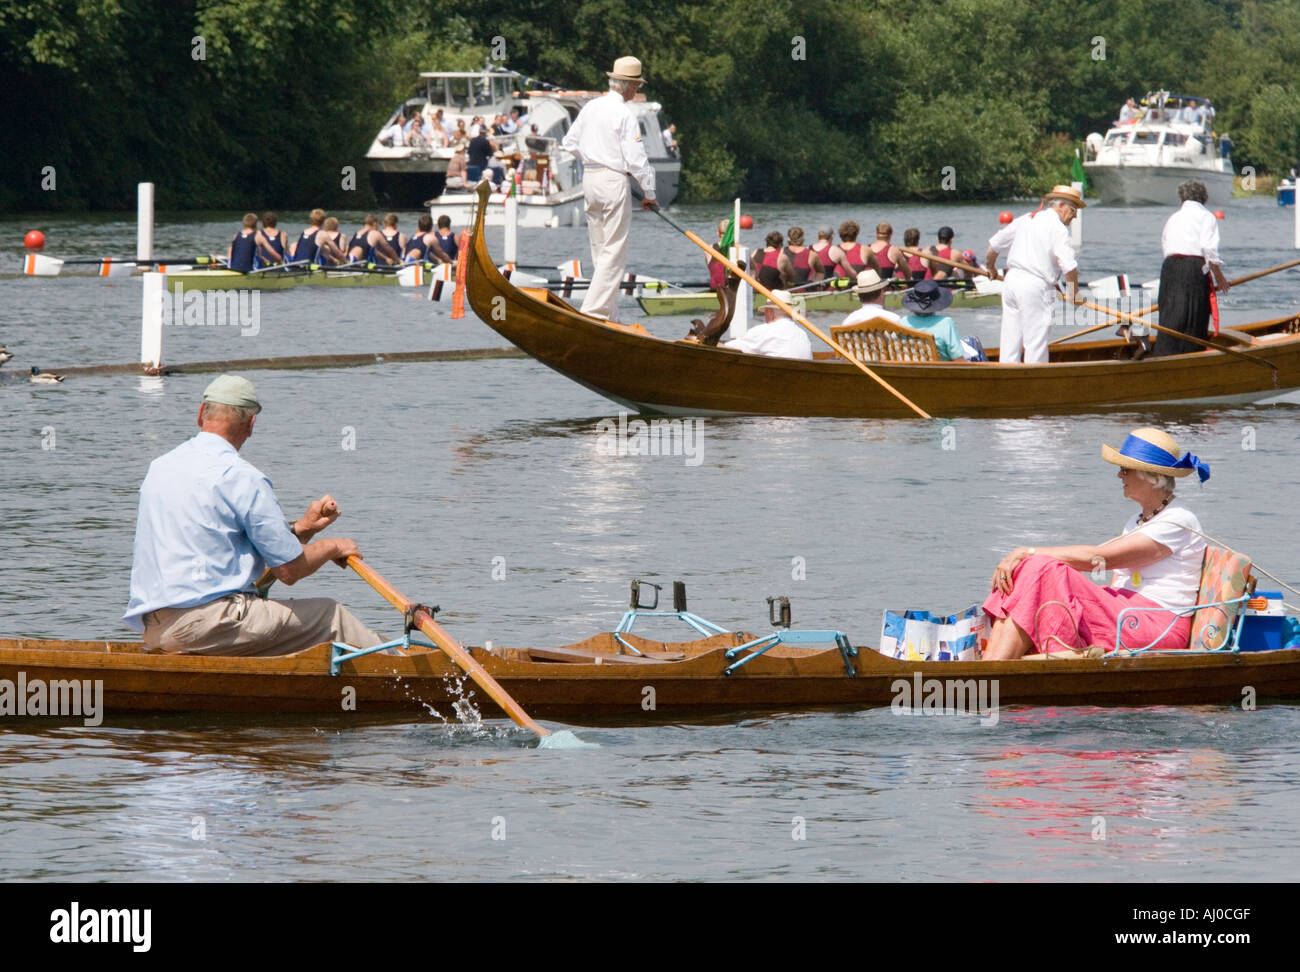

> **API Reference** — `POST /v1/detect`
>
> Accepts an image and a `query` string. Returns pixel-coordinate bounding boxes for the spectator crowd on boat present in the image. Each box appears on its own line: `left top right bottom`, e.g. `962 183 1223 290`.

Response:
225 210 460 273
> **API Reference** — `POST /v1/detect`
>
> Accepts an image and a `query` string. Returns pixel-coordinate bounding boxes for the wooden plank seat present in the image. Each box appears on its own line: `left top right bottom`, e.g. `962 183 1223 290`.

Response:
830 318 939 363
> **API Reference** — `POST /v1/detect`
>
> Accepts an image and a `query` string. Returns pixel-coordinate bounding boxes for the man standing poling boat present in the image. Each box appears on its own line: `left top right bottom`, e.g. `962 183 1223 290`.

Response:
1154 180 1231 356
561 55 658 320
985 185 1084 363
123 376 383 656
982 427 1210 659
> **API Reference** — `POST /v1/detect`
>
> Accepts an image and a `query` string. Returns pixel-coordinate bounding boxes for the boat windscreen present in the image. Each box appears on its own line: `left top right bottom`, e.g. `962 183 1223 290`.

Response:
1133 131 1160 145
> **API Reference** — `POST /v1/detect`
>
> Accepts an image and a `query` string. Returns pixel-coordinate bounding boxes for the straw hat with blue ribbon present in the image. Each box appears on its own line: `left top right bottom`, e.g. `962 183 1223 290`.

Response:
1102 427 1210 481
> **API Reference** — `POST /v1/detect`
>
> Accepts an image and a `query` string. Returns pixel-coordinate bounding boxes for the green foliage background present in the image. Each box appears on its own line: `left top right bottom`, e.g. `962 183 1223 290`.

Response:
3 0 1299 210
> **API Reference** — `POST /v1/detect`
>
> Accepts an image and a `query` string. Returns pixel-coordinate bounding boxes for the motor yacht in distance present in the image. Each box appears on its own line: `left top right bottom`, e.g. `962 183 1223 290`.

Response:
1083 91 1233 205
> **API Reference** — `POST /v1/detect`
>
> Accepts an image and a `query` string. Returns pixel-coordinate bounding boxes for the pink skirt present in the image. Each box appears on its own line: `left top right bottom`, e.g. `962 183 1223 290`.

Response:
981 555 1191 654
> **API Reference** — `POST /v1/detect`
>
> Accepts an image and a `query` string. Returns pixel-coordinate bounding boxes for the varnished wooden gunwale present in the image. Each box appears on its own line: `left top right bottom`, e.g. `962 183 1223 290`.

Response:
463 185 1300 417
2 636 1297 718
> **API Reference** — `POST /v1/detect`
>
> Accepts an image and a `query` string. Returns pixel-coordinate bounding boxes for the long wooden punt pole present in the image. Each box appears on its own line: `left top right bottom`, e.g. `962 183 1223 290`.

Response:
896 245 992 278
653 209 933 419
1062 294 1278 372
346 556 553 741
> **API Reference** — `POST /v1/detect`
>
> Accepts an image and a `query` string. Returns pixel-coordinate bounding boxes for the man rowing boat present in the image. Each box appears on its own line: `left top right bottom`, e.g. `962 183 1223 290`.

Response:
348 214 400 266
315 217 348 266
123 376 383 656
227 214 259 273
291 209 326 263
254 212 288 269
403 214 453 264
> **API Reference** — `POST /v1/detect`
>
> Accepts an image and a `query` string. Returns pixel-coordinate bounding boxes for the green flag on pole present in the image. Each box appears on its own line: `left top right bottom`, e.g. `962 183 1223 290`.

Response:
1072 150 1089 192
719 216 735 251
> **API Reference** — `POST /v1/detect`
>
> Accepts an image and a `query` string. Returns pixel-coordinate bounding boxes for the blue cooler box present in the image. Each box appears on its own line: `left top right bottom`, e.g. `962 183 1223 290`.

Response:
1238 591 1285 652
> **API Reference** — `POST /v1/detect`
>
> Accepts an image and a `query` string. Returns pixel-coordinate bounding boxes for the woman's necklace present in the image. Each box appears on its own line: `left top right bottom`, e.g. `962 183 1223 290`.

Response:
1137 495 1173 525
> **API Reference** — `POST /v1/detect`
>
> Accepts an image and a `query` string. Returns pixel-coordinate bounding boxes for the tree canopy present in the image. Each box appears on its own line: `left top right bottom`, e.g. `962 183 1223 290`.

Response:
3 0 1298 210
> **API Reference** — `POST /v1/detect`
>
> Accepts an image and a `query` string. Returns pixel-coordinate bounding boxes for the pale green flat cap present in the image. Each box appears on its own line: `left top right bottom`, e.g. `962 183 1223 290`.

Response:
202 374 262 413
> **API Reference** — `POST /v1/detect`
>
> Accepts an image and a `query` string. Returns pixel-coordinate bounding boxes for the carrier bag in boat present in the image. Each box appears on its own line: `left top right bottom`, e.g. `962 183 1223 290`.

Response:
878 604 986 661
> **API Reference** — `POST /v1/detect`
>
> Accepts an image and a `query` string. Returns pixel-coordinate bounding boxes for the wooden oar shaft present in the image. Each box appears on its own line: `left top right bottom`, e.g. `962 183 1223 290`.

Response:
346 555 551 739
1064 294 1276 371
897 246 991 278
677 228 932 419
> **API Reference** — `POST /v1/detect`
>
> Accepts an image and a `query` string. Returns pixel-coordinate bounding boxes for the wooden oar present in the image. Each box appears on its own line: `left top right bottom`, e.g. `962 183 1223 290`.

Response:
1129 257 1300 318
345 556 584 747
650 208 933 419
1062 293 1277 371
897 246 991 278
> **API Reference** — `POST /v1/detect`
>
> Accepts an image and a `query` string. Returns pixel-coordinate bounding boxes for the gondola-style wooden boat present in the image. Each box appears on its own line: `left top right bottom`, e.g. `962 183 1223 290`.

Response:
3 633 1299 719
462 183 1300 417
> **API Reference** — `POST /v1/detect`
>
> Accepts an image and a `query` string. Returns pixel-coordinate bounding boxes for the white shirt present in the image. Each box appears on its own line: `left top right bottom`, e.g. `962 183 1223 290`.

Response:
841 303 901 327
561 91 656 197
1161 199 1222 270
1108 499 1206 610
987 209 1077 285
723 317 813 359
381 122 405 147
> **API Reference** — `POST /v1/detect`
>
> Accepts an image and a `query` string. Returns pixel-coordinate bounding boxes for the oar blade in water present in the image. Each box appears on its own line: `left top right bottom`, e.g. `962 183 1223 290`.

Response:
537 729 599 750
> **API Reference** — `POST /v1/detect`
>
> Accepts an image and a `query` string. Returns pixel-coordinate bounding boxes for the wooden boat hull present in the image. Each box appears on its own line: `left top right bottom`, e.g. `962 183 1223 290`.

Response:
3 636 1297 720
164 268 400 292
462 185 1300 417
637 286 1000 316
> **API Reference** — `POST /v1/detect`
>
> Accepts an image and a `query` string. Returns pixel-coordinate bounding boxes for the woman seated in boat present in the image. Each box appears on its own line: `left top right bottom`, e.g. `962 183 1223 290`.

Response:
982 428 1210 659
897 280 964 360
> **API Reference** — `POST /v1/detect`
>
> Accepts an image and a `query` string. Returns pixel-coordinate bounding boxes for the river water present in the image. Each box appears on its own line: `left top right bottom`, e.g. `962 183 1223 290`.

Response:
1 197 1298 881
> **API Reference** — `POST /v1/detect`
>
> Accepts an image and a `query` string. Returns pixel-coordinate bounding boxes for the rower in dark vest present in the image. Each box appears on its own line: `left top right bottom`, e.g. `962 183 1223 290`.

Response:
756 231 786 284
381 212 407 257
291 208 325 265
778 226 815 286
314 217 348 267
403 213 435 262
227 214 259 273
254 212 288 270
348 214 400 265
924 226 956 280
868 222 902 279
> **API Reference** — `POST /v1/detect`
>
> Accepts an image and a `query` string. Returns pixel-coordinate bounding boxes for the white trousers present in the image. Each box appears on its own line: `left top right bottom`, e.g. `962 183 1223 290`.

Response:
998 269 1057 363
580 167 631 318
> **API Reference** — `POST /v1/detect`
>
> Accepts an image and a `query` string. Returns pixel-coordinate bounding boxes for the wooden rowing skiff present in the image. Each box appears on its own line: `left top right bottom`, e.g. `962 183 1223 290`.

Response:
462 183 1300 417
3 634 1298 719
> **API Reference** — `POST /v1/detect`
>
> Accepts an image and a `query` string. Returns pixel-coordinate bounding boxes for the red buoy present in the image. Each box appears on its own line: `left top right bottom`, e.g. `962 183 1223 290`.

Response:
24 230 45 251
1214 210 1225 219
998 211 1013 225
739 214 753 229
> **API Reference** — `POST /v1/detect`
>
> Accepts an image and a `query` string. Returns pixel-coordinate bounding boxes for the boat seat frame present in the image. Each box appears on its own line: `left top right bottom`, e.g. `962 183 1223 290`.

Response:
1112 552 1255 656
330 632 436 675
830 319 940 363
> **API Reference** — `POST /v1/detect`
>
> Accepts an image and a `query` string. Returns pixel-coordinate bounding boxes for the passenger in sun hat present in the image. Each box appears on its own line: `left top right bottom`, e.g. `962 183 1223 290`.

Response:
981 427 1209 659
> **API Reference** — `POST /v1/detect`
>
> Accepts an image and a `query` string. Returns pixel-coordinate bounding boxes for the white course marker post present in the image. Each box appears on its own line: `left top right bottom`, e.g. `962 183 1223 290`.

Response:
141 272 163 370
137 182 155 262
503 174 519 266
1071 179 1084 250
730 196 749 338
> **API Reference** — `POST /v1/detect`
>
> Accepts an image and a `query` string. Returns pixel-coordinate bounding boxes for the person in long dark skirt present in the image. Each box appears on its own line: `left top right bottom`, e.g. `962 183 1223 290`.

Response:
1153 180 1232 356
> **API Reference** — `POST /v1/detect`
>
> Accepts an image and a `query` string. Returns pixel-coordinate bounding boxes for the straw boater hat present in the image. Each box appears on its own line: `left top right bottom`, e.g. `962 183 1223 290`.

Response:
607 56 645 83
853 269 887 295
1042 184 1087 208
1102 427 1210 482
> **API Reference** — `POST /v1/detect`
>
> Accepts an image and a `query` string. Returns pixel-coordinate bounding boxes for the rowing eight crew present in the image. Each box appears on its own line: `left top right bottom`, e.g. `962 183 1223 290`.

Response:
226 210 460 273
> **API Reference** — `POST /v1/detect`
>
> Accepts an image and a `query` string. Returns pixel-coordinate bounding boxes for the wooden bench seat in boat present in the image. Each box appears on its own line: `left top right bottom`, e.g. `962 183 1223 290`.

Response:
830 318 939 363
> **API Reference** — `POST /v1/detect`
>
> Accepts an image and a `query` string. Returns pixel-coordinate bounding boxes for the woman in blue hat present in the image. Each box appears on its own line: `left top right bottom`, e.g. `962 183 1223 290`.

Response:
982 428 1211 659
898 279 964 360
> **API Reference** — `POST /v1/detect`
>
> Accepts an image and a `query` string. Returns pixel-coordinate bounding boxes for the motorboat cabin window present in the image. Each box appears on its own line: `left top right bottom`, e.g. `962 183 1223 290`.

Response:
1133 131 1161 146
1165 133 1188 146
448 77 471 109
1105 132 1128 147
